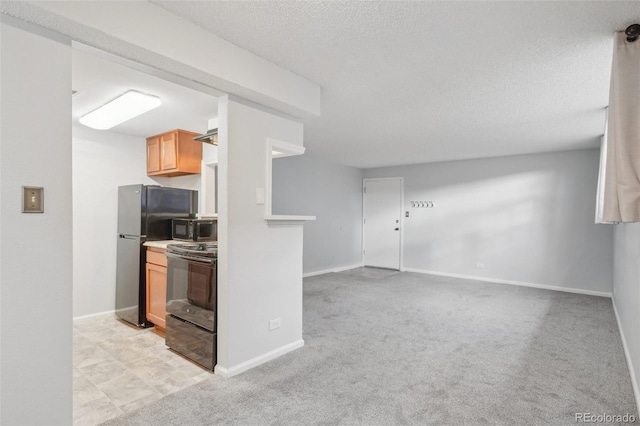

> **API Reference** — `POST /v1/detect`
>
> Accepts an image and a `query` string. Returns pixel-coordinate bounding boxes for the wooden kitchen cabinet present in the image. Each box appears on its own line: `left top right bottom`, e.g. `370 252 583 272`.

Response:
146 129 202 177
147 136 161 173
146 247 168 331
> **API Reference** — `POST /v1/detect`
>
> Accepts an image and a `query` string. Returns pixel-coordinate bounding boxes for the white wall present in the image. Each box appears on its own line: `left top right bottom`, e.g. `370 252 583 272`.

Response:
72 126 201 318
364 149 613 294
272 151 364 274
201 142 219 216
0 17 72 425
154 174 201 192
613 223 640 404
73 127 153 319
216 96 306 375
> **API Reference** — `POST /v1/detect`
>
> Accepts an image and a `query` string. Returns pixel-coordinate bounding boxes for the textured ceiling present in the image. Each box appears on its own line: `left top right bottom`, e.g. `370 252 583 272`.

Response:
153 1 639 168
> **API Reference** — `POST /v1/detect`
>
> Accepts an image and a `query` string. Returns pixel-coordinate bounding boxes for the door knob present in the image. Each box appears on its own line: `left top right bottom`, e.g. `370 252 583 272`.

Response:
394 228 399 231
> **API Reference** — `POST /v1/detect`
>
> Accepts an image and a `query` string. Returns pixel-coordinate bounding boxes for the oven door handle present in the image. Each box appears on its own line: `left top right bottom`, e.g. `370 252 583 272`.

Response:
166 252 216 264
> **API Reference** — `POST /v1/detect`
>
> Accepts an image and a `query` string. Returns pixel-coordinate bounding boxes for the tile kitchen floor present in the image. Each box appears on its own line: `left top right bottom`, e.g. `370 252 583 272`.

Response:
73 315 212 426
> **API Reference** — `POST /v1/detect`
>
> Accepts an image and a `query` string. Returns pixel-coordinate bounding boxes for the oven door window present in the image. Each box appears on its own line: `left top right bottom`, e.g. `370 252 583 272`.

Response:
173 222 189 239
166 256 216 332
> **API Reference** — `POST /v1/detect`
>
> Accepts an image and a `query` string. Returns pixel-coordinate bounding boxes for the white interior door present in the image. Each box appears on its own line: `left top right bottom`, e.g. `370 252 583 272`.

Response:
363 178 402 270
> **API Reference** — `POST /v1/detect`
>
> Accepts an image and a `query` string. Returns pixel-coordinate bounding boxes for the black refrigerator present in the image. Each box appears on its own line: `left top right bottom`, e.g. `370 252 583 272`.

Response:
115 184 198 327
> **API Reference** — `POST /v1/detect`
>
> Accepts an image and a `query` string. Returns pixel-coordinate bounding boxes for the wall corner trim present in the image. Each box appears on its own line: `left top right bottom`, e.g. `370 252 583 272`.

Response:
403 268 613 298
214 339 305 378
265 215 316 223
613 299 640 412
73 310 116 322
303 263 365 278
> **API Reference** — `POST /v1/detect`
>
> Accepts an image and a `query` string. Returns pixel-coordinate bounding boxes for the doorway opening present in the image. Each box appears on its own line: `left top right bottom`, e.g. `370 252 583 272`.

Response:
71 43 222 424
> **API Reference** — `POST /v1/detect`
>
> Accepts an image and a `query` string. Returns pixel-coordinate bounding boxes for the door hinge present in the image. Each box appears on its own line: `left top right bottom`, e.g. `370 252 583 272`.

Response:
363 249 365 255
363 218 366 224
363 187 366 194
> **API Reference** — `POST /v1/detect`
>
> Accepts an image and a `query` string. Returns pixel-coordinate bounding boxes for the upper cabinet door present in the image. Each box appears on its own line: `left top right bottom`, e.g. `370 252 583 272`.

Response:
147 136 161 174
146 129 202 177
161 132 178 171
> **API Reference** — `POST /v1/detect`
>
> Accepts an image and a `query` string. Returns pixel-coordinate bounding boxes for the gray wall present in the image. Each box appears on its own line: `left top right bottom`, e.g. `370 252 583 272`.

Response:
273 150 364 274
1 18 72 424
613 223 640 401
364 149 613 294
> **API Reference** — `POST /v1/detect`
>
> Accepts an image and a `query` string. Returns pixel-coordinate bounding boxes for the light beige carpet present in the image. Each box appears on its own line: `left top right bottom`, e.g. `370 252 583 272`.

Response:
102 268 636 425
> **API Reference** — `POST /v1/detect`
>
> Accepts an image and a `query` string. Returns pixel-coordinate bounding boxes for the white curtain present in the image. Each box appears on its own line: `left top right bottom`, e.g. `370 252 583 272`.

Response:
595 133 609 224
597 31 640 223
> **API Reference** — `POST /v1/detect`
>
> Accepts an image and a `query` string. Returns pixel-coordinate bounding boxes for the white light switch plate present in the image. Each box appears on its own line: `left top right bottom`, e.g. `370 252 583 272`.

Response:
256 188 265 205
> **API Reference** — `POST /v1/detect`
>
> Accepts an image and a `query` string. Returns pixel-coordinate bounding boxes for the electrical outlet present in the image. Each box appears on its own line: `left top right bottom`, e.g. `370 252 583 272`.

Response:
476 262 485 269
269 318 281 331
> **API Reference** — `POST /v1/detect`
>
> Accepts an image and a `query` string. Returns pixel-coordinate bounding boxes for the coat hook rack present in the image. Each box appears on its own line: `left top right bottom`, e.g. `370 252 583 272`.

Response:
410 201 435 208
625 24 640 42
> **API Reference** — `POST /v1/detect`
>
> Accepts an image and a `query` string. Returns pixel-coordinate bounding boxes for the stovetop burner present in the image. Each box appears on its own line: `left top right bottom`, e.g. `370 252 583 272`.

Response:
167 241 218 258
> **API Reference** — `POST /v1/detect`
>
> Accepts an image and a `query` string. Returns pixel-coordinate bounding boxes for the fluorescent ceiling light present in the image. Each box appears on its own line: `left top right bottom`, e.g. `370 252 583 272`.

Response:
79 90 161 130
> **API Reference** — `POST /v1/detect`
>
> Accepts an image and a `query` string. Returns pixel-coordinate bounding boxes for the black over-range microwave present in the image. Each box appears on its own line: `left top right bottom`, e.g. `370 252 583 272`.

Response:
172 218 217 242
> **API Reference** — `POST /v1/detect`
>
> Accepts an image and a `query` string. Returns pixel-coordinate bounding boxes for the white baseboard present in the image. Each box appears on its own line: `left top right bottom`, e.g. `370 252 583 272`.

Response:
214 339 304 378
303 262 364 278
73 309 116 321
403 268 612 298
612 299 640 411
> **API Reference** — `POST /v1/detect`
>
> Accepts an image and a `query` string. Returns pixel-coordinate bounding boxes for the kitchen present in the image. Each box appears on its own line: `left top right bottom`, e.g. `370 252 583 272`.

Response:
70 43 311 422
71 46 222 420
72 46 219 316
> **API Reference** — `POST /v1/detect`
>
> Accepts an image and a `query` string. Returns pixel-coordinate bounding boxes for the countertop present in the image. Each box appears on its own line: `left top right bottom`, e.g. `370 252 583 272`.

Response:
198 214 218 219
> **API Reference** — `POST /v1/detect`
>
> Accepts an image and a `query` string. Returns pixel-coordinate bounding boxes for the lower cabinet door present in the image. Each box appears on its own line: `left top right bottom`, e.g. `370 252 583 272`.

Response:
146 262 167 330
